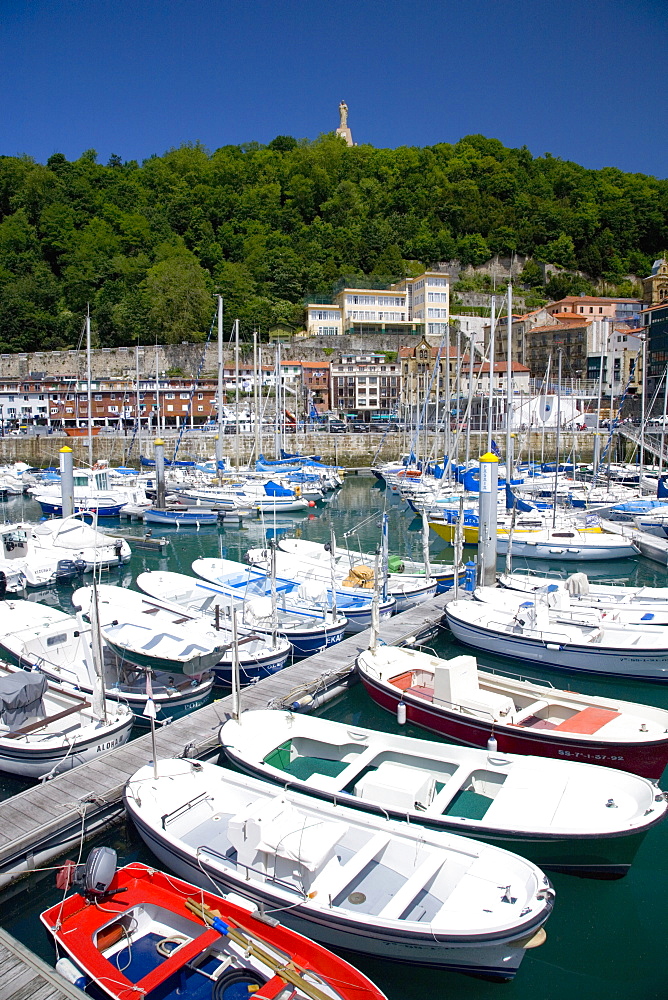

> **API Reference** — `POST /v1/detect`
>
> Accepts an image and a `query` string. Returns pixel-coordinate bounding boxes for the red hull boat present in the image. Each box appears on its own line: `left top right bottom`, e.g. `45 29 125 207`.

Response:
357 646 668 781
42 858 387 1000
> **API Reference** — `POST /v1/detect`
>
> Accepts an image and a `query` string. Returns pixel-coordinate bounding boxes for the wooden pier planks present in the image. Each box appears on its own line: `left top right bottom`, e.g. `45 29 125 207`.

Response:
0 929 86 1000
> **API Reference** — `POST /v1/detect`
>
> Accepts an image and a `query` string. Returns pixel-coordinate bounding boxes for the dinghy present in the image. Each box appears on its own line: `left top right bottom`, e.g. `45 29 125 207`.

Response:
42 853 387 1000
125 758 554 981
193 557 395 634
356 645 668 779
136 570 348 658
0 656 132 778
0 600 215 723
444 597 668 681
220 710 667 878
74 584 292 685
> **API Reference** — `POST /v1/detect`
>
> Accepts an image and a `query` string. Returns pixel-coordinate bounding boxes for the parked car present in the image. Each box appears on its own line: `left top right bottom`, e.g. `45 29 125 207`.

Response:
350 422 370 433
328 420 347 433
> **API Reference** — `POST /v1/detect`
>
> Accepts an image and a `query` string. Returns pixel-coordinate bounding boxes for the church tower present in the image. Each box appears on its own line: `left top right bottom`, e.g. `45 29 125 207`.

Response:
643 258 668 305
336 101 354 146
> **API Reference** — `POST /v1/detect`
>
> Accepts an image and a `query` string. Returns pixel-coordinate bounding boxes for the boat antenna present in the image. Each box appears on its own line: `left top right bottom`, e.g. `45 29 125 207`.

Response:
231 607 241 721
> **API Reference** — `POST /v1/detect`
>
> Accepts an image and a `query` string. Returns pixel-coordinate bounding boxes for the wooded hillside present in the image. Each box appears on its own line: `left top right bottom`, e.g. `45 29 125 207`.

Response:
0 133 666 351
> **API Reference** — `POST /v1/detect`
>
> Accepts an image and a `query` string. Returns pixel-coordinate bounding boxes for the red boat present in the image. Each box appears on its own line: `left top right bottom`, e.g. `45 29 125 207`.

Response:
357 645 668 780
42 852 387 1000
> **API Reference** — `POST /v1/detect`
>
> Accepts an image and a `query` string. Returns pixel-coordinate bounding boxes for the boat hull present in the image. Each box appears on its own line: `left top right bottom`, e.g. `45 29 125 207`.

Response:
445 608 668 681
359 671 668 781
0 713 132 779
230 752 650 878
128 810 546 981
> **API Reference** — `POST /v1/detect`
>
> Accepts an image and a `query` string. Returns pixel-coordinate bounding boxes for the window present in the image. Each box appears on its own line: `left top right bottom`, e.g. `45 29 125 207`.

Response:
197 405 204 411
94 395 102 401
166 393 175 399
180 393 189 400
197 393 203 399
167 405 173 412
181 404 188 411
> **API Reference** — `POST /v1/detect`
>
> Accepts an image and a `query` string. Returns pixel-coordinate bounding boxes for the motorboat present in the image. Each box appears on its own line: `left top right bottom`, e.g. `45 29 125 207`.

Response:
0 654 132 778
220 709 667 878
273 537 462 595
193 557 396 634
444 597 668 681
356 645 668 780
499 570 668 614
0 599 214 723
136 570 348 658
125 758 554 981
41 853 387 1000
74 584 292 685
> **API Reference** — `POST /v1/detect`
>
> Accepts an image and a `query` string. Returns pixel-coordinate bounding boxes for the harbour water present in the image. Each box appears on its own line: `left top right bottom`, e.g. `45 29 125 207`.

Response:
0 477 667 999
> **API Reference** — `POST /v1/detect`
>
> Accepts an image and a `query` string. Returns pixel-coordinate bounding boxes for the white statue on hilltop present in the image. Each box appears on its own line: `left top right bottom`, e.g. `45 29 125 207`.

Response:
339 101 348 128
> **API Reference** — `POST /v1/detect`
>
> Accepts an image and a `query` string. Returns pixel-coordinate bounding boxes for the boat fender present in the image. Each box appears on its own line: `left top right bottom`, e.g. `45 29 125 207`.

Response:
96 922 126 952
55 957 88 990
397 702 407 725
294 486 301 497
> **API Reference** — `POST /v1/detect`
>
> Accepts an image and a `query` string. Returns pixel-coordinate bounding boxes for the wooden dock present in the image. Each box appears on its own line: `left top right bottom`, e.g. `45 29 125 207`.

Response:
0 928 86 1000
0 595 448 892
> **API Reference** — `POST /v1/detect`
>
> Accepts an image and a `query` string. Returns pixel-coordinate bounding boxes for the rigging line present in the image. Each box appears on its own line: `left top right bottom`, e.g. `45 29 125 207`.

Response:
596 347 641 477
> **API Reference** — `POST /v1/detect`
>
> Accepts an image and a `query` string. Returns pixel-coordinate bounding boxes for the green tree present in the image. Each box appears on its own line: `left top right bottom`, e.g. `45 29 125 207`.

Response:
142 246 214 343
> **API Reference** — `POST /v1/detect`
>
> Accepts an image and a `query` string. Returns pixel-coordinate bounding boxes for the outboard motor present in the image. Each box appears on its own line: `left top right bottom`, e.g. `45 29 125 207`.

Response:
74 559 88 575
80 847 118 899
56 847 119 900
55 559 78 581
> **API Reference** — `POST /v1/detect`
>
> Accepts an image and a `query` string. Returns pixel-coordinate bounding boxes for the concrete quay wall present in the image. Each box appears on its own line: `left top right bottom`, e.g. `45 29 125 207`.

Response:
0 430 602 468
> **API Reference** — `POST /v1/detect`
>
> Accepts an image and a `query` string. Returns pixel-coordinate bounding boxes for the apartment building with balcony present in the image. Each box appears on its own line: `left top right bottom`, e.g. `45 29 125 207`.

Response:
305 271 450 339
330 353 401 421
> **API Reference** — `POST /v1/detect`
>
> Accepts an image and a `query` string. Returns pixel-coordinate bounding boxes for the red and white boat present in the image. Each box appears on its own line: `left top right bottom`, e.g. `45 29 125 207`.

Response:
357 645 668 780
42 853 387 1000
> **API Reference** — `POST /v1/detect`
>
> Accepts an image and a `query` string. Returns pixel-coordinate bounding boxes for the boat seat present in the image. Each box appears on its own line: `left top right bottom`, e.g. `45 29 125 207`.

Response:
552 707 621 734
311 833 390 901
432 656 514 722
378 852 443 921
511 700 548 725
228 796 347 872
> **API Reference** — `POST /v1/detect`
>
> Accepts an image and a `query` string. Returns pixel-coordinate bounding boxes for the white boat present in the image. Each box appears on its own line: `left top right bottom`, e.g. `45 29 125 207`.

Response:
246 546 436 613
193 557 396 634
496 524 637 561
220 709 667 878
0 599 215 723
273 537 461 595
499 571 668 621
136 570 348 659
356 644 668 779
29 466 150 517
475 583 668 627
0 652 132 779
74 584 292 685
0 516 130 588
125 758 554 981
444 598 668 681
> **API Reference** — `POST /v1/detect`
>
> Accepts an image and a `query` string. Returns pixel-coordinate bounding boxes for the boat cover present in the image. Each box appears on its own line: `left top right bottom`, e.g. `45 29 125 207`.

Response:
0 671 47 728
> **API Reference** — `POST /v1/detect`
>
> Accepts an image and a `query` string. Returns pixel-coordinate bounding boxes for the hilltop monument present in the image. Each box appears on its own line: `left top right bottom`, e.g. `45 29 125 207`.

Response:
336 100 354 146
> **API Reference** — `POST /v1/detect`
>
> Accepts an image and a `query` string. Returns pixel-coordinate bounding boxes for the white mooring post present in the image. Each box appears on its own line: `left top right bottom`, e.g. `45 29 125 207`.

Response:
477 451 499 588
155 438 166 509
60 446 74 519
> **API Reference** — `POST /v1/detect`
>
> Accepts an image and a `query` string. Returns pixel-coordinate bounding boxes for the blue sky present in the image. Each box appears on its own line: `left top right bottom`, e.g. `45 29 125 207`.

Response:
2 0 666 176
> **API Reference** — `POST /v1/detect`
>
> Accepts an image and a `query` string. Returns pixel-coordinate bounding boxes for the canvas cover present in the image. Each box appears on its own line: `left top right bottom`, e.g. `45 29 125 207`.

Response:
0 671 48 728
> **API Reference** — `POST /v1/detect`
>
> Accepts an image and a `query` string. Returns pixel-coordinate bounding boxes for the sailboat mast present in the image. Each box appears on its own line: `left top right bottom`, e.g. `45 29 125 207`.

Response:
86 307 93 468
216 294 224 473
253 330 260 462
135 344 142 463
234 318 241 470
505 281 513 478
155 341 161 437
